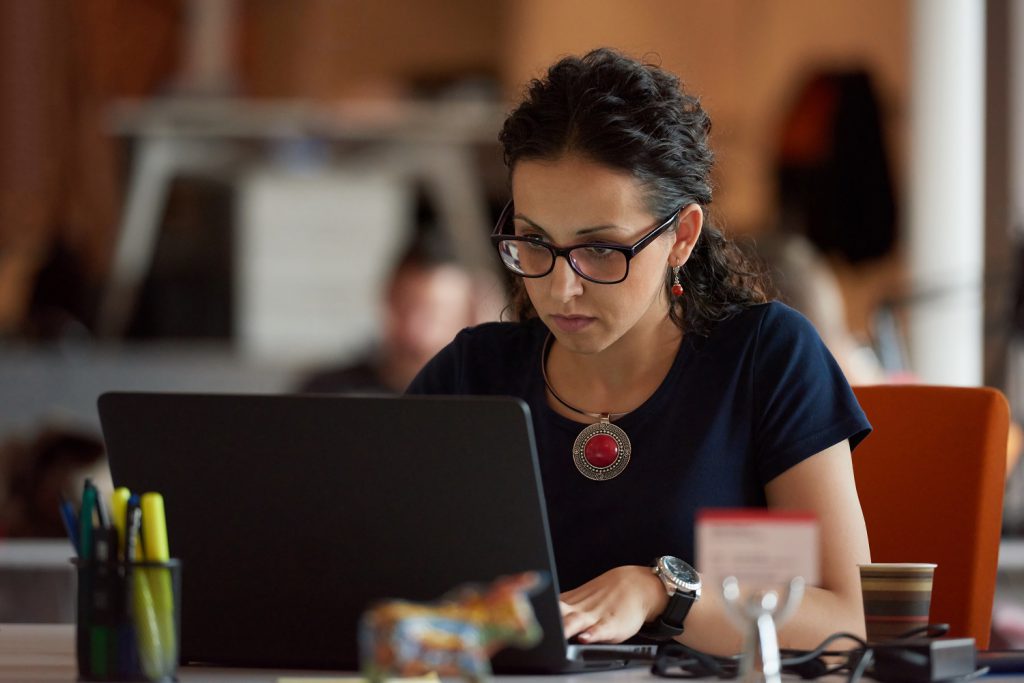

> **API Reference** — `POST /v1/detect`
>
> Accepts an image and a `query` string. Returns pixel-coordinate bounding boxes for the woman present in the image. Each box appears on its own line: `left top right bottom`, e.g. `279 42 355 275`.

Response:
407 48 871 655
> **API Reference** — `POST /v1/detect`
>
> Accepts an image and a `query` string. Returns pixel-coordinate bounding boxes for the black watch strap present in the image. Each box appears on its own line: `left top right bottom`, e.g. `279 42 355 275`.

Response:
639 590 697 640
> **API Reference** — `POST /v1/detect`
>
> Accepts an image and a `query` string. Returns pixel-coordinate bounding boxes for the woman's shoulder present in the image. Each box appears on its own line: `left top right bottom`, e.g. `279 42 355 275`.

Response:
689 301 831 377
710 300 818 342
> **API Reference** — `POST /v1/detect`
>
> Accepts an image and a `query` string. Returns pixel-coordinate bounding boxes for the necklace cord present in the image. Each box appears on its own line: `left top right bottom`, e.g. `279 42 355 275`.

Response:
540 334 630 421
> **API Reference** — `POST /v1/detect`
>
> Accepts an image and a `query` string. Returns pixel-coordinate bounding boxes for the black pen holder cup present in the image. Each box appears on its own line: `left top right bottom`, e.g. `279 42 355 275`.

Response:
73 559 182 682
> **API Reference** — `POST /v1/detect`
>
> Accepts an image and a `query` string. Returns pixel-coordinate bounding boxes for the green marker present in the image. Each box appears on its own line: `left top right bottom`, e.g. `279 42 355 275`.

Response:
78 481 100 677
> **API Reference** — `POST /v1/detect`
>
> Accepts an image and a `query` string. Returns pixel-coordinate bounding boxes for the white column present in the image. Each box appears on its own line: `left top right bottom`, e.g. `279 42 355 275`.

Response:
1013 0 1024 241
1007 0 1024 408
178 0 238 95
907 0 986 386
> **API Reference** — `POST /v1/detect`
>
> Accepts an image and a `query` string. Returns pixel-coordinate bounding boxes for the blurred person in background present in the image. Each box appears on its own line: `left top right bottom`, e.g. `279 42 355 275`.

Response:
0 427 109 538
296 231 476 394
761 69 903 384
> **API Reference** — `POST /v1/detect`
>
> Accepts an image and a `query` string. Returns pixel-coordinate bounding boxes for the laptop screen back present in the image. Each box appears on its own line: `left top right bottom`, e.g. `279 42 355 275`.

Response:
99 392 569 671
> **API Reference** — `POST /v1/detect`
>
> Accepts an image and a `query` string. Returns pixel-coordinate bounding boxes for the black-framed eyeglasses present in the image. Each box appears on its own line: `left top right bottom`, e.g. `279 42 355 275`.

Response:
489 200 682 285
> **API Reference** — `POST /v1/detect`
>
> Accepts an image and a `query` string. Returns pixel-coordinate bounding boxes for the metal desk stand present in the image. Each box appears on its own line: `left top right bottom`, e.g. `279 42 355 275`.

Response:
722 576 805 683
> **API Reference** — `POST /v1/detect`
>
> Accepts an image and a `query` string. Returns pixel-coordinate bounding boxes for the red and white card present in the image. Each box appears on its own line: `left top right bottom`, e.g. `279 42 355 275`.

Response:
695 509 819 592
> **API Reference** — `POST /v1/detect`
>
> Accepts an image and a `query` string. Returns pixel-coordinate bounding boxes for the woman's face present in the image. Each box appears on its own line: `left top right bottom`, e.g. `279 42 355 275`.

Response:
511 155 691 355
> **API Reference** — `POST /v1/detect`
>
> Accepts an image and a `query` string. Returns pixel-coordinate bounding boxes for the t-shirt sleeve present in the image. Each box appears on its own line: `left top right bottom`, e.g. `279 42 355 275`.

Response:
752 304 872 483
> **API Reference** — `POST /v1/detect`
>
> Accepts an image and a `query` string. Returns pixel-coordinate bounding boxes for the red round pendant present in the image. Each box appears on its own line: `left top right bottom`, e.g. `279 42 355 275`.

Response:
584 433 619 468
671 283 684 297
572 420 631 481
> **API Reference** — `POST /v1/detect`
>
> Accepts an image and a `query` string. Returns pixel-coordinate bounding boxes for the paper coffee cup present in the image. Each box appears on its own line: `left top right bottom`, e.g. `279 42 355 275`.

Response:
859 563 936 642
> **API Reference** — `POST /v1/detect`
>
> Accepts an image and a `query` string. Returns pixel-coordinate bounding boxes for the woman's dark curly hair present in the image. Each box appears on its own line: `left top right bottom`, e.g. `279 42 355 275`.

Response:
499 48 770 336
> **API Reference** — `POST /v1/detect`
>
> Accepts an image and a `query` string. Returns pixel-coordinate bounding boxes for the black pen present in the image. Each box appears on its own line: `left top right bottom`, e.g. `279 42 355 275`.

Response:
121 496 144 678
95 488 111 530
125 497 142 562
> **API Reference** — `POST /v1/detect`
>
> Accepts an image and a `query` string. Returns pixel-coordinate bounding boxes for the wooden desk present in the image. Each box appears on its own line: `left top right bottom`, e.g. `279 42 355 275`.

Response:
4 623 1008 683
0 623 654 683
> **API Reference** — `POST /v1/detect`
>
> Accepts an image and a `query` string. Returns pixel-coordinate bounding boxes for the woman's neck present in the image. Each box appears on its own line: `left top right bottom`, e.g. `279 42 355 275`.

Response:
545 314 682 417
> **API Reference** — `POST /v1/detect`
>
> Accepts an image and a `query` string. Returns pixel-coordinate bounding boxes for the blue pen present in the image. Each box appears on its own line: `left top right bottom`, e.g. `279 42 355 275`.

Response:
58 494 80 556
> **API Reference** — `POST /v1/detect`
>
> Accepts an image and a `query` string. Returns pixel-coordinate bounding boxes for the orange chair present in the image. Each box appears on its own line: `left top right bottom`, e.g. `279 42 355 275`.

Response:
852 385 1009 649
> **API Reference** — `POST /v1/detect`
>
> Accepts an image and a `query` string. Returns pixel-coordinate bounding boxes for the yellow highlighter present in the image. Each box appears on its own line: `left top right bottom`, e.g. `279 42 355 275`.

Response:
126 496 162 680
140 493 176 674
110 488 130 561
131 562 164 680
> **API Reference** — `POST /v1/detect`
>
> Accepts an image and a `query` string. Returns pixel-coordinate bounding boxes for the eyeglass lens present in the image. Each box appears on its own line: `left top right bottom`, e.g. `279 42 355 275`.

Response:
497 240 628 283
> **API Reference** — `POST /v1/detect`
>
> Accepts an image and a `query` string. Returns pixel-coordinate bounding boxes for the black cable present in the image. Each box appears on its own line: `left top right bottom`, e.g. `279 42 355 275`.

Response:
847 647 874 683
780 631 867 666
649 623 965 683
891 623 949 639
650 642 739 679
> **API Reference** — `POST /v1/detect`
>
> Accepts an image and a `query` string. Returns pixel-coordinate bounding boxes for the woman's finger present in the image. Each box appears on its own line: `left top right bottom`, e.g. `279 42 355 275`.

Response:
561 606 598 639
576 625 600 643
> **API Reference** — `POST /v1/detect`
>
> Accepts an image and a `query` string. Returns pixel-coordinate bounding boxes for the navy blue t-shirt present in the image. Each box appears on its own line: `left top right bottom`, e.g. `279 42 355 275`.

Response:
406 302 871 591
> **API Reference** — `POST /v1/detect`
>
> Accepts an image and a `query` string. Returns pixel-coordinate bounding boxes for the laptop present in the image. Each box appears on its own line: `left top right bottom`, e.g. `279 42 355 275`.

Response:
98 392 657 673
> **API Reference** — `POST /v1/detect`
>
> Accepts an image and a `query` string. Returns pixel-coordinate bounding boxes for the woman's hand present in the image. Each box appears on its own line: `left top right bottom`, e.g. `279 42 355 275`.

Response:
559 565 668 643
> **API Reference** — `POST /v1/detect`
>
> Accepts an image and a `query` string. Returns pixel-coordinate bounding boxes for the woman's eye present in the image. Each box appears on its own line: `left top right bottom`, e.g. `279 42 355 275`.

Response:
582 246 615 258
520 237 550 251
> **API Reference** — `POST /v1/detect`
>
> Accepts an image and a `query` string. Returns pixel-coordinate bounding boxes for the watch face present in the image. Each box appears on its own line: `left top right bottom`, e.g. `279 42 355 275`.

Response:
663 557 701 589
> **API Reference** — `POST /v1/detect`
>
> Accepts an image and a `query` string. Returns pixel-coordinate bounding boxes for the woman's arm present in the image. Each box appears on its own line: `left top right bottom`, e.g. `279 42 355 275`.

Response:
560 439 870 655
674 439 870 654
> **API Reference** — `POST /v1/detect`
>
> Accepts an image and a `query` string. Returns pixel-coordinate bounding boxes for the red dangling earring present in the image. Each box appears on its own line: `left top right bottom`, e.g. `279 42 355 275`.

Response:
671 265 684 297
